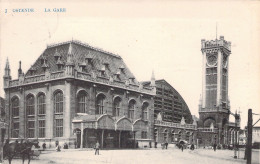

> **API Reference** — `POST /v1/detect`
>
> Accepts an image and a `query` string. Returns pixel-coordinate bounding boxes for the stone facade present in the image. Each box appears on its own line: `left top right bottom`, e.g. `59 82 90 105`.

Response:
3 40 155 148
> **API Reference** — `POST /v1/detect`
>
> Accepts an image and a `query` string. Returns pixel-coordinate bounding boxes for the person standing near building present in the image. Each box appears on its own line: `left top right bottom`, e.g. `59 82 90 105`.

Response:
95 141 100 155
165 141 168 149
213 143 217 152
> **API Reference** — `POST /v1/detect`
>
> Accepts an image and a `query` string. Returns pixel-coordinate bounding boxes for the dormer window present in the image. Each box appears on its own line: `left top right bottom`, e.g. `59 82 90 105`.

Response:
119 65 125 73
115 70 120 79
56 57 64 70
40 56 47 65
54 48 61 60
79 61 87 72
42 60 49 72
29 67 36 75
85 53 93 65
103 62 109 69
129 77 135 83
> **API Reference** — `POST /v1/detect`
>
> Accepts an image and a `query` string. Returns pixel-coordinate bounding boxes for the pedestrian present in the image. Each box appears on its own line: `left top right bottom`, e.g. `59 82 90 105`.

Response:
181 144 184 152
95 141 100 155
74 140 77 149
165 141 168 149
42 142 46 150
190 144 194 150
56 144 61 152
213 143 217 152
55 140 59 147
155 141 157 148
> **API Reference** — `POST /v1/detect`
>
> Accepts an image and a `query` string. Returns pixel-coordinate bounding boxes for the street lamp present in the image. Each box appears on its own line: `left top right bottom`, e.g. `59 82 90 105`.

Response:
234 112 240 159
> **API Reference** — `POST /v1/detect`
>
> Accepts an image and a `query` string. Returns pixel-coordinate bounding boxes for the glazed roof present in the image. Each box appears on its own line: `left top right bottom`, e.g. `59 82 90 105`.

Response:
25 40 136 83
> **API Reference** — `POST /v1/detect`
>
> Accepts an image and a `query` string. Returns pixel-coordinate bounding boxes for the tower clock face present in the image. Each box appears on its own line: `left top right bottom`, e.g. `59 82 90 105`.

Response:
207 54 217 66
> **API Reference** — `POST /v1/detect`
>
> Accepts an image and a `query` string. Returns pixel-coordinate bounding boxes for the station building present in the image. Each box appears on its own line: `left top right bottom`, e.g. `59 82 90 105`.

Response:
3 40 156 148
143 79 197 144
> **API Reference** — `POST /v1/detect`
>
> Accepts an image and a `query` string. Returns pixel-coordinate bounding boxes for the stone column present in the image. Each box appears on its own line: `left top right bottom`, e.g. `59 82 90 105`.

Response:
217 50 222 106
64 80 71 138
80 123 84 149
46 84 53 139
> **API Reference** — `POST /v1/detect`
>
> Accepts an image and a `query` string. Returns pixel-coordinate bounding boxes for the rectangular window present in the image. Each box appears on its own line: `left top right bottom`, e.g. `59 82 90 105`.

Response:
141 131 147 139
28 121 35 138
55 119 63 137
12 121 19 138
38 102 46 115
39 120 45 138
129 110 134 120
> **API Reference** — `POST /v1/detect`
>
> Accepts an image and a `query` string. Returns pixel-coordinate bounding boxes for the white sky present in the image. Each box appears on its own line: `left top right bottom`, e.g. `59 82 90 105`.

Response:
0 0 260 128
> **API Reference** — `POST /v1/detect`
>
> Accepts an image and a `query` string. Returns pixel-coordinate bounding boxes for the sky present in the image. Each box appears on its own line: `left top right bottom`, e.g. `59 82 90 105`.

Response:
0 0 260 128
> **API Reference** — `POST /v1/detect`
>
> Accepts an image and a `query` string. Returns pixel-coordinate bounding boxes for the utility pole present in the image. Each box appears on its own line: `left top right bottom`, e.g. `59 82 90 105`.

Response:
247 109 252 164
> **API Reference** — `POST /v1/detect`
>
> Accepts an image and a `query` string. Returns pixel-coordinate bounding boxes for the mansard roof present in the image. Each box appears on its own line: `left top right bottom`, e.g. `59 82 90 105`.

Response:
25 40 136 83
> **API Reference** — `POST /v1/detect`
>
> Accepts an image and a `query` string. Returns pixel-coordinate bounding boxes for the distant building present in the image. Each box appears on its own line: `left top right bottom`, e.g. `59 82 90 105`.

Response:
252 126 260 143
3 40 156 148
143 79 196 144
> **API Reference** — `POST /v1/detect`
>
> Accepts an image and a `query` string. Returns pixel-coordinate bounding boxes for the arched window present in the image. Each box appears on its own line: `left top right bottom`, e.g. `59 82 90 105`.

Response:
54 90 63 137
26 94 35 138
97 94 105 114
11 97 19 117
37 93 46 138
37 93 46 115
77 91 88 113
26 95 35 116
113 97 121 117
54 91 63 114
128 99 135 120
142 102 149 120
11 97 19 138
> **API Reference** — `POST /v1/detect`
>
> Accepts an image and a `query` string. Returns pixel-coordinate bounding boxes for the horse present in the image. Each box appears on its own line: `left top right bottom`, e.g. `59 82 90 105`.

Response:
3 139 40 164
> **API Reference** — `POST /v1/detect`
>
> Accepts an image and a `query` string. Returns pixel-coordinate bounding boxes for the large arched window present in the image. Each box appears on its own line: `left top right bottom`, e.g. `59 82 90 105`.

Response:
113 97 121 117
37 93 46 138
128 99 136 120
11 96 19 138
26 95 35 116
26 94 35 138
37 93 46 115
96 94 105 114
77 91 88 113
11 97 19 117
54 91 63 114
54 90 63 137
142 102 149 120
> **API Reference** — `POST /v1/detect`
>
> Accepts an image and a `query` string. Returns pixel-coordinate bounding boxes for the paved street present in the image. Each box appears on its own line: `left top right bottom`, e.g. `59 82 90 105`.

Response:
3 148 259 164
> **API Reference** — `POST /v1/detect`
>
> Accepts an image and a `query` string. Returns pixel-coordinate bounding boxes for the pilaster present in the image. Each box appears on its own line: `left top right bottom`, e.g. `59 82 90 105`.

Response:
64 80 71 138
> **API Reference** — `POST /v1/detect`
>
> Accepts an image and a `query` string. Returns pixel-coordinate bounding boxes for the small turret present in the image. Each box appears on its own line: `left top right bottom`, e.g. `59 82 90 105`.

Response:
65 43 75 76
18 61 23 77
150 70 155 87
150 70 156 95
4 58 10 77
3 58 11 88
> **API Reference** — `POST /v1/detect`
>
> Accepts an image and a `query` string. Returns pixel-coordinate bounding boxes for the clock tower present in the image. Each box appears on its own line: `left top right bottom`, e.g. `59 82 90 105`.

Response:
198 36 231 145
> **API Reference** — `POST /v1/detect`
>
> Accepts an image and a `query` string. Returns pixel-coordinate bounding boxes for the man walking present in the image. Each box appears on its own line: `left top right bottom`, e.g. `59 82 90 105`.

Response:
95 141 100 155
165 141 168 149
213 143 217 152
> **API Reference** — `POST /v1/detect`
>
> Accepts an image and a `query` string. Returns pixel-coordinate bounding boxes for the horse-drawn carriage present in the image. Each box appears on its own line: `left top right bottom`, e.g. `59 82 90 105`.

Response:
3 139 40 164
